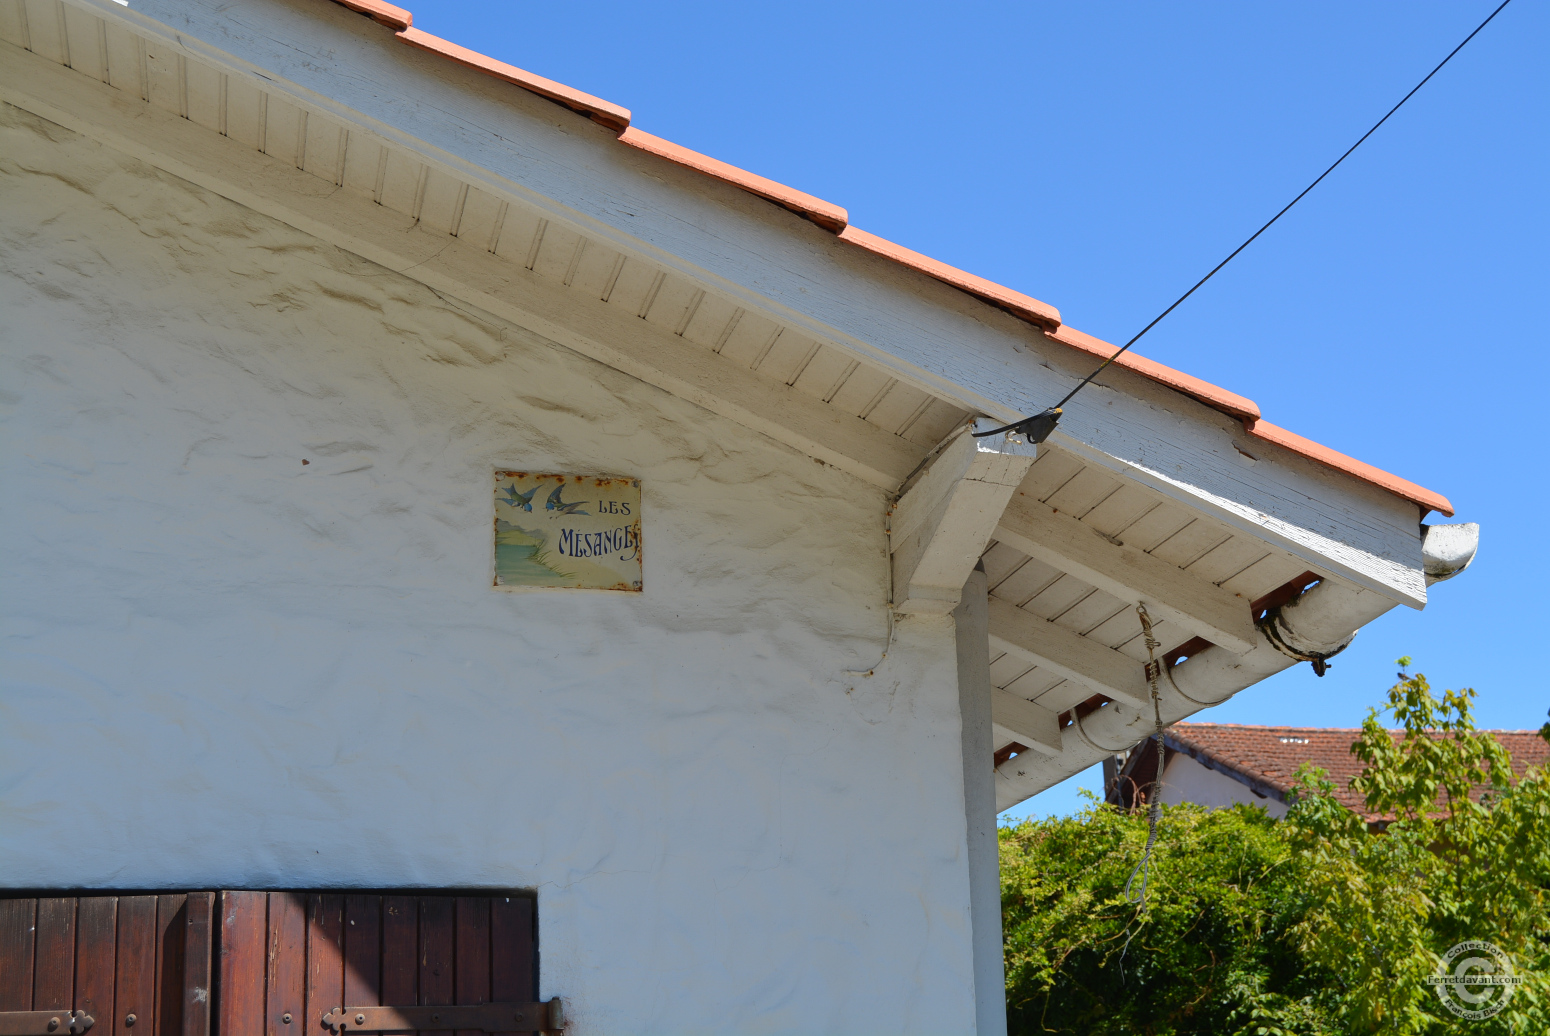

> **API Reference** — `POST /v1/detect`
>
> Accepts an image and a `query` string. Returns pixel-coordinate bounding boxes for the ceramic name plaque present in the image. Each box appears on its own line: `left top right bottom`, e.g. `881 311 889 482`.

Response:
493 471 642 592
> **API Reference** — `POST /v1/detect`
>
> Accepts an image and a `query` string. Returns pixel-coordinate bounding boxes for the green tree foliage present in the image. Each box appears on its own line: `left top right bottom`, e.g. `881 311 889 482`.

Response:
1284 661 1550 1033
1000 663 1550 1035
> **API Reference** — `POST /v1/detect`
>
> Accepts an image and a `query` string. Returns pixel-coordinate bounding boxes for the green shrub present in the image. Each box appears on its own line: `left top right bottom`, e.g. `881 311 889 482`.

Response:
1001 663 1550 1036
1001 798 1337 1034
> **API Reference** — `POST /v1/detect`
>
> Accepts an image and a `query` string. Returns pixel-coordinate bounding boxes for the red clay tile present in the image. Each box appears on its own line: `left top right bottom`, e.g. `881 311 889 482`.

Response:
838 225 1061 329
1046 323 1260 422
618 128 848 233
1246 420 1455 517
396 27 631 131
331 0 411 30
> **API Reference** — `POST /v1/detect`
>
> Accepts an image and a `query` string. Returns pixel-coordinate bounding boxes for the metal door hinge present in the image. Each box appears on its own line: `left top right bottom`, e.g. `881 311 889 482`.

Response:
0 1013 95 1036
321 1001 563 1034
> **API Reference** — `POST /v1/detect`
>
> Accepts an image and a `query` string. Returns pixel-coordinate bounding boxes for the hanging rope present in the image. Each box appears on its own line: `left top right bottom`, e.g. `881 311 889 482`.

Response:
1124 604 1167 907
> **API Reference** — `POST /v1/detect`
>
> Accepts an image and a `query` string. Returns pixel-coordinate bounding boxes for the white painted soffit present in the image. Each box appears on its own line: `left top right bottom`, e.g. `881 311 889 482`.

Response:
0 17 961 493
13 0 1429 606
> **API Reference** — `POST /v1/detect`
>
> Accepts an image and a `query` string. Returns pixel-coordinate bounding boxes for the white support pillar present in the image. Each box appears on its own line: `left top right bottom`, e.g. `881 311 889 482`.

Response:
954 565 1007 1036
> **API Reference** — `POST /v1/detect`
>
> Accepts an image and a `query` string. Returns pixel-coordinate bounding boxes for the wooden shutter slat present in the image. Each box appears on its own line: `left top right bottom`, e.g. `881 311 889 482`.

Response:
0 898 37 1011
266 894 306 1036
452 900 490 1036
379 899 417 1012
343 896 382 1036
76 897 118 1033
34 899 77 1011
153 896 188 1036
305 896 345 1036
488 899 533 1036
217 892 267 1036
416 899 454 1036
182 893 214 1036
115 897 159 1036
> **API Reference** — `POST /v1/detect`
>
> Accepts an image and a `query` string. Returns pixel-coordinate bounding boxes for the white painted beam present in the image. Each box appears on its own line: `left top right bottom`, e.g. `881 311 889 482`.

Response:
0 42 924 490
995 495 1258 654
890 425 1036 614
986 597 1149 708
989 688 1062 757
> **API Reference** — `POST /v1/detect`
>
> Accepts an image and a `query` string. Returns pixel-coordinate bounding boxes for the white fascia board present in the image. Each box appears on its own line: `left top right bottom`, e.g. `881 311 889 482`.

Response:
64 0 1427 606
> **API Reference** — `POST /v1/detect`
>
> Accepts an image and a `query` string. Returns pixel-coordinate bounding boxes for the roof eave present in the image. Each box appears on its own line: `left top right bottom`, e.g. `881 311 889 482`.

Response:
319 0 1455 523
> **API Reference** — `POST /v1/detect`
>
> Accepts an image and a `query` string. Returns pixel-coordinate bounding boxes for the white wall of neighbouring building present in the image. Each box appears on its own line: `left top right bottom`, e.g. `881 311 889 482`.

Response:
1159 755 1290 819
0 105 978 1034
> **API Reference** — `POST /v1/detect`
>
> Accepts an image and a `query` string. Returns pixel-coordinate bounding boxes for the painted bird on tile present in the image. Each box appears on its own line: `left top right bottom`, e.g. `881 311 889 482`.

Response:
545 483 590 516
502 483 539 511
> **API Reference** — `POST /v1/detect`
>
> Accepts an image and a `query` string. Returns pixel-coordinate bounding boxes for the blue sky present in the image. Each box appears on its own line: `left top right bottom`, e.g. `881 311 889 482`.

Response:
403 1 1549 821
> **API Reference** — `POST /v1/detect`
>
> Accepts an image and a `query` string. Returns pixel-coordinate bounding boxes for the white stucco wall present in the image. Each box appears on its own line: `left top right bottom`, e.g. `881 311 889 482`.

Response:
0 105 976 1034
1160 755 1289 819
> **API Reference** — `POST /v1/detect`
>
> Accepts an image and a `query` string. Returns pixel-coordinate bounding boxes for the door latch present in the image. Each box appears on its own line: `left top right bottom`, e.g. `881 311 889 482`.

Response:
0 1012 95 1036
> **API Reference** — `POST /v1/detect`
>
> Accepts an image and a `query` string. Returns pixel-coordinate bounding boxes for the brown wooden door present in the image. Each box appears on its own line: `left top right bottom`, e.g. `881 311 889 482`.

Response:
216 894 536 1036
0 894 214 1036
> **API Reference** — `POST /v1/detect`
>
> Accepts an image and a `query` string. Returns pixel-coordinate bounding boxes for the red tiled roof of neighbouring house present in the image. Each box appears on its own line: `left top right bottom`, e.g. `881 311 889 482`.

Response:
1166 722 1550 820
322 0 1456 518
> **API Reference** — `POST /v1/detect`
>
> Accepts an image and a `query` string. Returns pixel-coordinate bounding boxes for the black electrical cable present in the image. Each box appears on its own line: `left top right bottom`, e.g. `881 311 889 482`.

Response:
976 0 1514 442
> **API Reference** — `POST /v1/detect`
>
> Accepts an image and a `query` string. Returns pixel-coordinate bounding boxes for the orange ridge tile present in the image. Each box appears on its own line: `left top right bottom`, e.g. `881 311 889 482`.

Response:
618 128 849 233
330 0 411 30
1046 323 1260 422
396 27 631 132
1246 419 1454 517
837 225 1062 329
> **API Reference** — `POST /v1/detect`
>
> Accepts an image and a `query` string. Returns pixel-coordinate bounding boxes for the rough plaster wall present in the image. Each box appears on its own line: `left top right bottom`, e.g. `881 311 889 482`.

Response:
0 105 976 1035
1160 756 1289 819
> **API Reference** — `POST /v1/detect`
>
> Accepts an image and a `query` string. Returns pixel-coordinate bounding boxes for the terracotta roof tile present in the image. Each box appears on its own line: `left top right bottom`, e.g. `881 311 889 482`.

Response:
1246 420 1454 517
333 0 410 30
397 27 630 131
619 128 847 233
1168 722 1549 819
1046 323 1258 421
838 226 1060 328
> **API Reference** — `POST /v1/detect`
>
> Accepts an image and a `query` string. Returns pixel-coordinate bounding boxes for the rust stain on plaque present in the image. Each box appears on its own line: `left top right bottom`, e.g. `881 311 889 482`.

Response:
493 471 642 591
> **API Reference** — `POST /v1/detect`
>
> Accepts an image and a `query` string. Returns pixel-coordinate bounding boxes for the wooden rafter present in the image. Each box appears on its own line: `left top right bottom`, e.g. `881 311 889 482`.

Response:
986 597 1150 707
995 495 1258 653
989 688 1062 757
